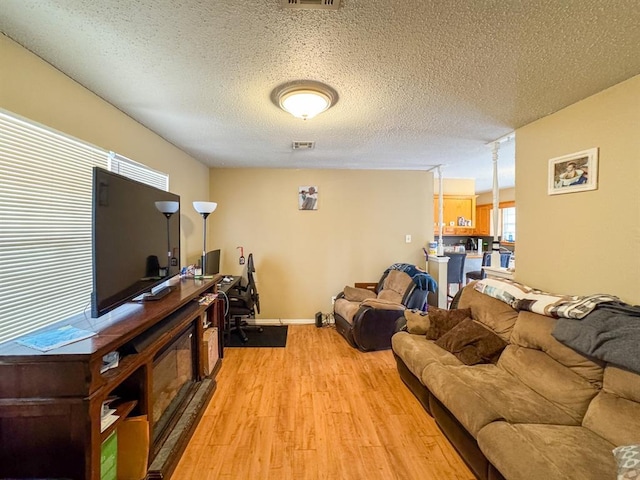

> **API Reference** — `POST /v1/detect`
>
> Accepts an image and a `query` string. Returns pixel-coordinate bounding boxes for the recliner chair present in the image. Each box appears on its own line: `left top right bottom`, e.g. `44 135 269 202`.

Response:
333 265 434 352
226 253 262 343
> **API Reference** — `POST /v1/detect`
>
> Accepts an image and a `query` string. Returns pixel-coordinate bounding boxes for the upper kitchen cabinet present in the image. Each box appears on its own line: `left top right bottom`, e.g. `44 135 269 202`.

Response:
475 204 492 236
433 195 477 235
474 201 516 241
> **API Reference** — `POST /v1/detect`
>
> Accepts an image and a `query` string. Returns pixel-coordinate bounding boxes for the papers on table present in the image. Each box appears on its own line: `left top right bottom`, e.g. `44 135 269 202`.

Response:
16 325 96 352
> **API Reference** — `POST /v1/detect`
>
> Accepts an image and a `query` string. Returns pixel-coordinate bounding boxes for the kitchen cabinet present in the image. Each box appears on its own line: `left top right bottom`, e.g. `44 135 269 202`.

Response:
474 201 515 238
475 204 492 236
433 195 477 236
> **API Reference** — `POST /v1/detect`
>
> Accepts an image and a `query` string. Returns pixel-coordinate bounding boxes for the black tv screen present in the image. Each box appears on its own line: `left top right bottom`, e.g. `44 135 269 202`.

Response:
91 167 180 318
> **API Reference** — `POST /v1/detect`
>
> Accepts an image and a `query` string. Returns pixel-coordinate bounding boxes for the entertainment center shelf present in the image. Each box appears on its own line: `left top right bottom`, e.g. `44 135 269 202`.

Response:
0 276 224 480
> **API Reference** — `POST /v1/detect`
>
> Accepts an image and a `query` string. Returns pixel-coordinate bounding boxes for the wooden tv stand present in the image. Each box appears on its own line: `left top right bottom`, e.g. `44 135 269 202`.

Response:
0 277 224 480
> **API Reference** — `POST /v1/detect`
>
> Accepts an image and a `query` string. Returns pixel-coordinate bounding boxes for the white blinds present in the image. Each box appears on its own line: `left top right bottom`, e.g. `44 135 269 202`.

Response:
0 111 170 345
109 152 169 191
0 111 109 344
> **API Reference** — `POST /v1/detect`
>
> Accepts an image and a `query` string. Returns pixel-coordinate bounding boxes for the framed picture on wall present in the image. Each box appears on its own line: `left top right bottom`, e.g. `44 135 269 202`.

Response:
548 148 598 195
299 186 318 210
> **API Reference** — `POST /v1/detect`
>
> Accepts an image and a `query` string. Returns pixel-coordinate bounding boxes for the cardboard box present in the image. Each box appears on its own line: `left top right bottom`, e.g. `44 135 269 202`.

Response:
117 415 149 480
203 327 219 375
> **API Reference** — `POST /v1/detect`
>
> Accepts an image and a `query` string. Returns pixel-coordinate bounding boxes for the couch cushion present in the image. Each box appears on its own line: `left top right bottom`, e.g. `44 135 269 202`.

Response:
343 285 376 302
497 345 601 424
458 282 519 342
434 319 507 365
421 361 580 437
582 366 640 446
511 311 604 388
391 332 462 379
377 270 412 304
360 297 405 310
477 421 617 480
334 298 361 325
425 307 472 340
404 309 430 335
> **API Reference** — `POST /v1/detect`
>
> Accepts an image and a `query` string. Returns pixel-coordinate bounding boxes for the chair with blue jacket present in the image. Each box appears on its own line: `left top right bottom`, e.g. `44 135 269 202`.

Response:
333 264 436 351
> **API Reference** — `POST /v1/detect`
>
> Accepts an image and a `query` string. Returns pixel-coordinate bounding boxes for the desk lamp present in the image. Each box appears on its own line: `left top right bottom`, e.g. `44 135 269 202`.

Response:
193 201 217 277
155 201 179 275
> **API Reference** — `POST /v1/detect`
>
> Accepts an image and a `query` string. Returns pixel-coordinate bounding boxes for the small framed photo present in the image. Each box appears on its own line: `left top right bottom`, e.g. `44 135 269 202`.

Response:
298 186 318 210
548 148 598 195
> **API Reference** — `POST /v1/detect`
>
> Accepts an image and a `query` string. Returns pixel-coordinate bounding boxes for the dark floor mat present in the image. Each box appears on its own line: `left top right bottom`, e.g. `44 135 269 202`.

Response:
225 325 288 348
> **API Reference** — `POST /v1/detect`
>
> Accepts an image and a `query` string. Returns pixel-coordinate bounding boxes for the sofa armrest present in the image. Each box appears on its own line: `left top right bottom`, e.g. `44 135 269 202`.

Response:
351 306 406 351
395 316 408 333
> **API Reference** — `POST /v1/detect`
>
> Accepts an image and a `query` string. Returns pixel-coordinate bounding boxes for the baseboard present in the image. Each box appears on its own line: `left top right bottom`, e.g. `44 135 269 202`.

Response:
244 318 314 326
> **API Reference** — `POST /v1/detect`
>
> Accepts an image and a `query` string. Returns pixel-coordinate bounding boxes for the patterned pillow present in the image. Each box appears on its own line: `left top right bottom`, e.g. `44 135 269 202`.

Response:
613 445 640 480
474 278 619 319
425 307 471 340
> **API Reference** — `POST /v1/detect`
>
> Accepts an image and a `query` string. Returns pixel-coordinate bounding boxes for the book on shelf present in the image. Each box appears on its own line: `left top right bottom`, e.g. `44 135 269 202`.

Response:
101 411 119 433
198 293 218 306
100 351 120 373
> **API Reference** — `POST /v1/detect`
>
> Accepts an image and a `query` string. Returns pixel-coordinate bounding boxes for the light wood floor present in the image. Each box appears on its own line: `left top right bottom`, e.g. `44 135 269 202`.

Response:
173 325 473 480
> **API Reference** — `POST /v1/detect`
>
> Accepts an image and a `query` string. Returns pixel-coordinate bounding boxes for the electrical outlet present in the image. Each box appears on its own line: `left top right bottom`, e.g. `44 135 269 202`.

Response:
405 234 412 243
331 296 336 305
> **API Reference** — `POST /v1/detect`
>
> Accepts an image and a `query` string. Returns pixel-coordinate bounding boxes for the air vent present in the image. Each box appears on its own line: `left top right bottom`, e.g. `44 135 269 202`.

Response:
292 141 315 150
281 0 341 10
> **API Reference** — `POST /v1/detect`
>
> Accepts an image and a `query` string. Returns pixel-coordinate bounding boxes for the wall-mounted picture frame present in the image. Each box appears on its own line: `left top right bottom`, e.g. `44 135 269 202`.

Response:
548 148 598 195
298 186 318 210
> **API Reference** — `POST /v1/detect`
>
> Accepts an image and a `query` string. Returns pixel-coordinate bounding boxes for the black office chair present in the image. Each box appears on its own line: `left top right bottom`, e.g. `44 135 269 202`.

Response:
226 253 262 343
466 251 512 284
444 252 466 307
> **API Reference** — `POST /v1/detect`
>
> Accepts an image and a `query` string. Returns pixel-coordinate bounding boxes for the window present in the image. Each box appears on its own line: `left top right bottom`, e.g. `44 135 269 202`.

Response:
501 207 516 242
487 202 516 241
0 110 168 345
109 152 169 191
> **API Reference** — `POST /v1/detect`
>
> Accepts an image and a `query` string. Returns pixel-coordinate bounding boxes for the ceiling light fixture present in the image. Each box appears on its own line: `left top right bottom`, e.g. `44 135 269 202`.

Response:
271 80 338 120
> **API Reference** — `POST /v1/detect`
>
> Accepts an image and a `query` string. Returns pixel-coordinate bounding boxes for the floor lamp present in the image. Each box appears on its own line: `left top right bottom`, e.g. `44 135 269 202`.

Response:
193 201 217 277
155 201 180 274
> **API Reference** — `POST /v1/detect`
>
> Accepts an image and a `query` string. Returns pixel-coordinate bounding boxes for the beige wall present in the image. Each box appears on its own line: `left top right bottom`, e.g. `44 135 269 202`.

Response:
516 75 640 304
477 187 515 205
210 169 433 319
0 35 209 265
433 178 475 195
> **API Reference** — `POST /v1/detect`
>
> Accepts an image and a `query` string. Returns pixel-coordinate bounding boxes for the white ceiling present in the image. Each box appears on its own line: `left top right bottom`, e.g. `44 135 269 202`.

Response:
1 1 639 193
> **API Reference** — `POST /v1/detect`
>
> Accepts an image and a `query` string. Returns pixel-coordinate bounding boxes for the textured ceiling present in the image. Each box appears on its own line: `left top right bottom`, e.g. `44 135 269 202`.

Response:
1 1 639 192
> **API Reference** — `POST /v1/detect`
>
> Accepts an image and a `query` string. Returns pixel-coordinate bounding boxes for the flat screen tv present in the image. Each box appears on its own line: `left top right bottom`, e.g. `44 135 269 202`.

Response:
91 167 180 318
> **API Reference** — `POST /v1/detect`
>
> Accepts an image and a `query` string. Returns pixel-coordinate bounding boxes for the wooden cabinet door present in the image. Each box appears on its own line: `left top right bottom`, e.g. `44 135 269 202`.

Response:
475 204 491 235
434 195 477 235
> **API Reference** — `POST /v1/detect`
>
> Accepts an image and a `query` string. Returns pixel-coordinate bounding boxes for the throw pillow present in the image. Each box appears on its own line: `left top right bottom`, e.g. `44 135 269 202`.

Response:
405 309 430 335
613 445 640 480
435 319 508 365
425 307 472 340
343 285 376 303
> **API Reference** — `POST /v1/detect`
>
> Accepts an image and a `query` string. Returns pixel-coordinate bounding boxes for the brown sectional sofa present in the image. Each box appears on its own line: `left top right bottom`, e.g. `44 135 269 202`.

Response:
392 282 640 480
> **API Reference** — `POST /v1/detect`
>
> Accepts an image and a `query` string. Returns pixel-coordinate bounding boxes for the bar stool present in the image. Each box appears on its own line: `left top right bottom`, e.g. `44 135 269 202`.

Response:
444 252 466 307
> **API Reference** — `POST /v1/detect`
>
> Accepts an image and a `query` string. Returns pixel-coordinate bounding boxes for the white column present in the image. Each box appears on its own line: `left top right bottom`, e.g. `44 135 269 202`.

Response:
490 142 501 267
437 165 444 256
427 256 449 308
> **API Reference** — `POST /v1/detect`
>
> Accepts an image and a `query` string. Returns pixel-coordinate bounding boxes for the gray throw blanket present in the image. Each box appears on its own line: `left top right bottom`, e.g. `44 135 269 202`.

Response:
552 302 640 374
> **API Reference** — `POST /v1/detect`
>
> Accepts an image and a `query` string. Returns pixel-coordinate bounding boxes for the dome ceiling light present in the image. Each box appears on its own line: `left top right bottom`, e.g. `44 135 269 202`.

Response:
271 80 338 120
